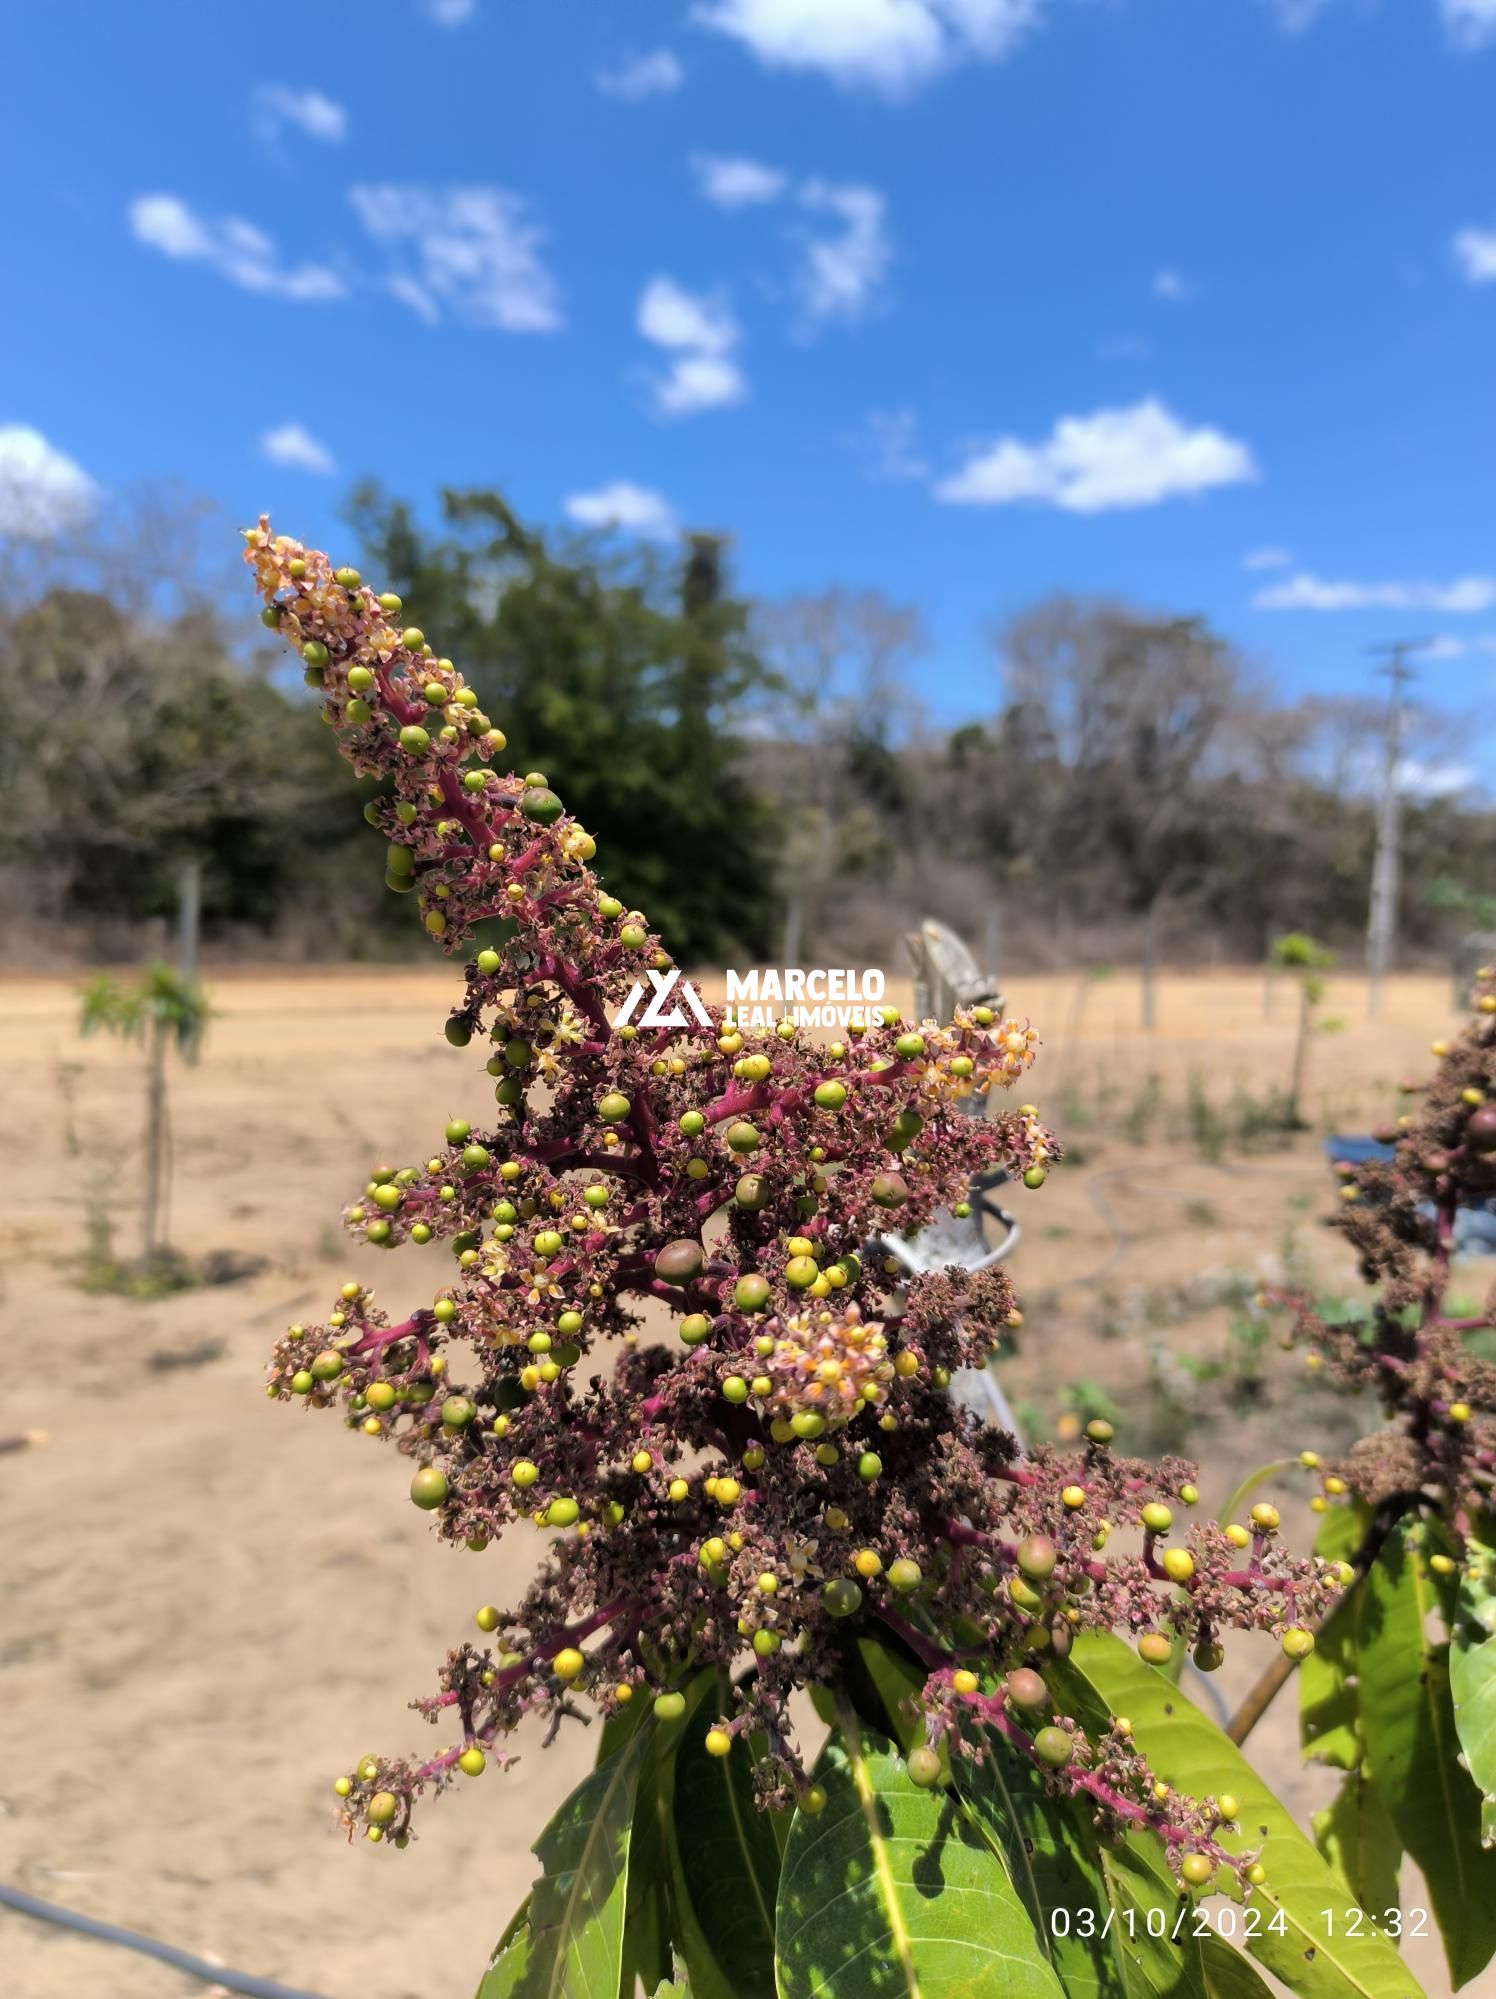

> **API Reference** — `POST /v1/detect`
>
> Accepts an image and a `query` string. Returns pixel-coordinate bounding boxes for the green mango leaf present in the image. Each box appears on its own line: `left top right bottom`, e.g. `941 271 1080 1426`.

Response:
621 1735 677 1999
836 1627 929 1754
956 1719 1123 1997
1450 1534 1496 1842
1312 1772 1402 1923
774 1698 1064 1999
597 1689 652 1765
956 1689 1276 1999
1065 1631 1426 1999
1300 1505 1370 1774
476 1896 534 1999
1097 1835 1274 1999
1355 1524 1496 1987
1299 1505 1406 1916
481 1728 646 1999
592 1684 679 1999
1196 1931 1279 1999
665 1671 781 1999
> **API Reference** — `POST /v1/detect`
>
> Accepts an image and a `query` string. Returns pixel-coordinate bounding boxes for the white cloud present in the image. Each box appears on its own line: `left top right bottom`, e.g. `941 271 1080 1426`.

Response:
1454 225 1496 285
261 422 336 476
565 481 678 539
1415 635 1496 664
850 407 929 481
0 425 97 537
654 352 749 415
692 0 1041 95
690 161 894 335
1442 0 1496 48
1399 757 1476 797
1253 572 1496 612
1152 267 1195 302
637 275 739 354
636 277 747 414
596 50 685 99
692 153 789 208
935 399 1257 513
796 180 891 324
1243 545 1293 570
253 86 346 144
349 185 562 332
128 194 345 302
422 0 475 22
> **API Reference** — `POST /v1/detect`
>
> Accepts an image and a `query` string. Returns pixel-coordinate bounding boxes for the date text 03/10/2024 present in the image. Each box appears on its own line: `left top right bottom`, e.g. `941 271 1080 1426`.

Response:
1048 1908 1430 1944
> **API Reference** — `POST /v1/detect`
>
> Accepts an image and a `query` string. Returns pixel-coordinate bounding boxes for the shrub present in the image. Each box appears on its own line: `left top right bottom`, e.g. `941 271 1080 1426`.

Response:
78 961 210 1271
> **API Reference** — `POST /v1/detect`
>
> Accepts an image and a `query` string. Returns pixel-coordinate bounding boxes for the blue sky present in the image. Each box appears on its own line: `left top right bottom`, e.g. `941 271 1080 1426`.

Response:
4 0 1495 768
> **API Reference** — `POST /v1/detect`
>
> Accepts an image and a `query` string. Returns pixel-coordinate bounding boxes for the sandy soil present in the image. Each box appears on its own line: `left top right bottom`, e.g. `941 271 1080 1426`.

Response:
0 966 1471 1998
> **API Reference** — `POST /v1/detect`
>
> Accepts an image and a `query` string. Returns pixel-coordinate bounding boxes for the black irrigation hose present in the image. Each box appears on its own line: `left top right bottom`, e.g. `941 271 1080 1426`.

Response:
0 1883 330 1999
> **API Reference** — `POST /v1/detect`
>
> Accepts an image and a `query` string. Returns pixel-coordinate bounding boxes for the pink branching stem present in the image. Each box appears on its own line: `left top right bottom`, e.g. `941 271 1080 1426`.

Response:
408 1596 640 1784
436 768 509 851
876 1608 948 1670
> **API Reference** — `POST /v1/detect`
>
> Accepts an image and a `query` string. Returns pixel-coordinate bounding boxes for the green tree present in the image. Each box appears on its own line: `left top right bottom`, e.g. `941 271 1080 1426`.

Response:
0 582 347 936
1271 930 1335 1127
347 484 779 964
78 962 212 1269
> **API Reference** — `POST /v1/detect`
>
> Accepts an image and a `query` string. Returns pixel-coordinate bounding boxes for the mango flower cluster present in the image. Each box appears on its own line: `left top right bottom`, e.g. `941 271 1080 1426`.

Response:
246 522 1339 1878
1276 973 1496 1520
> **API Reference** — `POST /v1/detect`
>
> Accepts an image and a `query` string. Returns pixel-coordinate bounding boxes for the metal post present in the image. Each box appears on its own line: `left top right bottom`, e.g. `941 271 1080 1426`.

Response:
983 905 1002 990
176 856 202 1060
781 894 803 973
1365 645 1421 1018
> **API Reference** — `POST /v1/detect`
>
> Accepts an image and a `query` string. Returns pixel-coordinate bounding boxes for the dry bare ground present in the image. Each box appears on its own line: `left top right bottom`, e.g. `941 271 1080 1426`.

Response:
0 966 1475 1997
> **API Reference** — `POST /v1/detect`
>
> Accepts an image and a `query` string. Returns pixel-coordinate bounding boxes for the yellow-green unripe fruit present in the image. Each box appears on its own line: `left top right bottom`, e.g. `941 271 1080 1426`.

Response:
908 1745 942 1788
1033 1726 1073 1768
1017 1535 1057 1580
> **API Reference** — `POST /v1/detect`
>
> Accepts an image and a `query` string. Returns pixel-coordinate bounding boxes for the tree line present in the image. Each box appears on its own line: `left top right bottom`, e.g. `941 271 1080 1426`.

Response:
2 484 1490 973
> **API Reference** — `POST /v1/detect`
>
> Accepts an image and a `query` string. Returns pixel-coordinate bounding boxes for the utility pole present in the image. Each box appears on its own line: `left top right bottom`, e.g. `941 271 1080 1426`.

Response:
1364 642 1423 1018
176 855 203 1061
